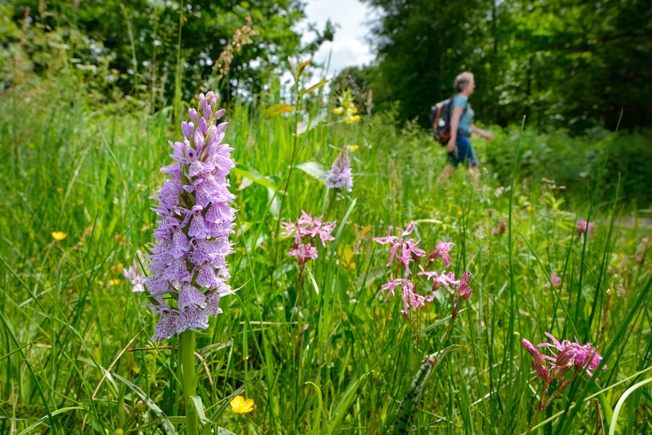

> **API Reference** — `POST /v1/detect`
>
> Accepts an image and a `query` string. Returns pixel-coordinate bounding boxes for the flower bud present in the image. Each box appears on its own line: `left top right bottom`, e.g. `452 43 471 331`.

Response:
193 129 205 149
533 361 550 382
203 104 212 120
214 108 226 120
556 348 573 366
189 108 198 123
522 339 547 366
553 364 571 380
198 117 208 134
216 122 229 135
181 121 193 138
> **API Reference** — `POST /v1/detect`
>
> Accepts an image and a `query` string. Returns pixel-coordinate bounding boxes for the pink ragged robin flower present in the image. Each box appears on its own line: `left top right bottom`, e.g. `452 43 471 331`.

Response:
373 222 426 276
426 241 455 267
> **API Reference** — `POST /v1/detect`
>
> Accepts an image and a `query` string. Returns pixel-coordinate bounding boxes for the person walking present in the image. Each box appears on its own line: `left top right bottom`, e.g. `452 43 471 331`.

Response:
437 72 493 186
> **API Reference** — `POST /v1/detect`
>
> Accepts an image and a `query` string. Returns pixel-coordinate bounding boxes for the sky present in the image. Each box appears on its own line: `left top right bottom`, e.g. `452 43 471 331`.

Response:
300 0 378 76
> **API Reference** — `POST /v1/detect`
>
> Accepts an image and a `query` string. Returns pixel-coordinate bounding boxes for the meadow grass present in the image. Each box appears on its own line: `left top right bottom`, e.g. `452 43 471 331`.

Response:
0 88 651 435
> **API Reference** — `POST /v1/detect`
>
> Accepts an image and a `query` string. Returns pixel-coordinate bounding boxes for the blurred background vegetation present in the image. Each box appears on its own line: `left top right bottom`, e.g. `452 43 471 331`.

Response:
1 0 651 205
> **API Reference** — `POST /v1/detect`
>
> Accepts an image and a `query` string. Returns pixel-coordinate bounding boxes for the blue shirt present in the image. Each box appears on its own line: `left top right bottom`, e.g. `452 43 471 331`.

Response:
452 94 474 133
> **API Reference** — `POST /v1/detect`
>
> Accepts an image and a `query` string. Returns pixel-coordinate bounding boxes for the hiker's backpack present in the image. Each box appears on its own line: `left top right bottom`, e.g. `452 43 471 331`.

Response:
430 96 468 145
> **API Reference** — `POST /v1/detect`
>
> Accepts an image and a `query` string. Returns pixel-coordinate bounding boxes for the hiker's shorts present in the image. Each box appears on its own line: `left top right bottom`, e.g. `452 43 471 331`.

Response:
446 134 478 168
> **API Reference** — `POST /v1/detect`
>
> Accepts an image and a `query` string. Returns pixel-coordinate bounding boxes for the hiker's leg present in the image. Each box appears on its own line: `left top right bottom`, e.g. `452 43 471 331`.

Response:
459 136 479 187
437 165 456 185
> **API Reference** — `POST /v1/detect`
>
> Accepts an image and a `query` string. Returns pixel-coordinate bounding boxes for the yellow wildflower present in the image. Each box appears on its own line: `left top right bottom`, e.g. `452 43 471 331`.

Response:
52 231 67 241
109 279 120 286
333 107 343 115
352 115 361 122
56 187 63 193
457 210 463 216
346 118 353 124
527 206 533 211
111 263 124 274
349 145 359 151
350 106 358 114
230 396 254 414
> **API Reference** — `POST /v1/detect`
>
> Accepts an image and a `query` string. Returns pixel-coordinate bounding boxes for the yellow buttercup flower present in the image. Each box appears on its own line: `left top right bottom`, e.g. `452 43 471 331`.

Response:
349 145 359 151
52 231 67 241
527 206 533 211
56 187 63 193
457 210 463 216
109 279 120 286
230 396 254 414
333 107 343 115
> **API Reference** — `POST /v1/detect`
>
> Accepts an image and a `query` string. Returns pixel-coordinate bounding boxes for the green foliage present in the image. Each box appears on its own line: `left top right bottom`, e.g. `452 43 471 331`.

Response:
362 0 652 132
2 0 315 106
0 86 651 434
480 126 652 206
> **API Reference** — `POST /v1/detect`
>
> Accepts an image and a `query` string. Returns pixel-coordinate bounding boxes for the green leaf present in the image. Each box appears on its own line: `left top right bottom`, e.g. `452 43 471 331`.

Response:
296 161 329 184
608 377 652 435
302 79 329 96
265 104 294 116
232 167 278 190
328 370 369 434
112 373 178 435
202 369 262 435
15 407 84 435
190 396 213 425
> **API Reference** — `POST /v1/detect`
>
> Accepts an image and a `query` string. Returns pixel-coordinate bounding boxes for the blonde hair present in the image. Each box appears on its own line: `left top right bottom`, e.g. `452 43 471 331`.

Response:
454 72 474 93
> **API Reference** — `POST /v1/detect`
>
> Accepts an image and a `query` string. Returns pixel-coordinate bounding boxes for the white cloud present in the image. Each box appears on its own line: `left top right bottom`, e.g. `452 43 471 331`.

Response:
299 0 377 75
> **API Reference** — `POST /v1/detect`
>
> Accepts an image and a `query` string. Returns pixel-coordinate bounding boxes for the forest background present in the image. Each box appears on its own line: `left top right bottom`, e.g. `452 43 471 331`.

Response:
1 0 651 200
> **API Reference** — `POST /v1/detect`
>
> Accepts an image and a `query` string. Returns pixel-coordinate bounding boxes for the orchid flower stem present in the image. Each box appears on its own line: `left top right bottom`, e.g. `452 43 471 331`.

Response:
181 329 198 435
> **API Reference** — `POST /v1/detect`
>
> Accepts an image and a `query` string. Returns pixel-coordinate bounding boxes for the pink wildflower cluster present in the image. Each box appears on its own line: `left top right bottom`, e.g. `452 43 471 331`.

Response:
373 222 426 275
281 211 336 275
576 220 595 237
492 219 506 236
374 222 472 318
522 333 606 410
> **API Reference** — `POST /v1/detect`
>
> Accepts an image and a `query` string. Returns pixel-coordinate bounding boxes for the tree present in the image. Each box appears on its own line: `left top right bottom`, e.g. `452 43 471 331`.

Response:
4 0 315 106
362 0 652 131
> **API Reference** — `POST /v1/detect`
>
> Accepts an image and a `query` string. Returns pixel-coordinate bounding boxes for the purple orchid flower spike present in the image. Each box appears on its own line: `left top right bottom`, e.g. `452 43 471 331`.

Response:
139 92 237 342
326 149 354 192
